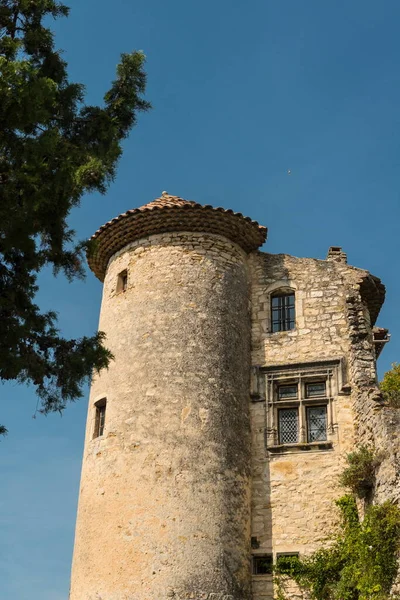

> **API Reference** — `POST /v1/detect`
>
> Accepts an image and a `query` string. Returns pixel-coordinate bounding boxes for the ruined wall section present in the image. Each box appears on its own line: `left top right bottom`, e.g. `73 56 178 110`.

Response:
70 232 253 600
249 252 358 600
345 279 400 504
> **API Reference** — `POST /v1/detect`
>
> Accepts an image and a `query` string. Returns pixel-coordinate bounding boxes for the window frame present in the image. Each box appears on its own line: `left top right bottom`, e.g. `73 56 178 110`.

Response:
305 381 326 398
278 384 298 400
116 269 128 293
306 405 328 443
271 290 296 333
262 361 339 449
252 554 273 576
274 382 329 446
93 398 106 439
278 407 299 445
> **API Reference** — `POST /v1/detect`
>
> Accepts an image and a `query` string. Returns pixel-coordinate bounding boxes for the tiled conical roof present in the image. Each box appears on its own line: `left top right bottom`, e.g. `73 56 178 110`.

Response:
87 192 267 281
138 193 198 210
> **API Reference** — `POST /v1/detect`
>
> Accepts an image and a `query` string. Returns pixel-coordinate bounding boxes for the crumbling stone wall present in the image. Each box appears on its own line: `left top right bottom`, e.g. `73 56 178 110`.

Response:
345 279 400 504
70 232 253 600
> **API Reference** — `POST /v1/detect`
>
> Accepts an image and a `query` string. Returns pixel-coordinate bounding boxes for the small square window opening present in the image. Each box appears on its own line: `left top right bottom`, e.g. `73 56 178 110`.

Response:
253 555 273 575
306 382 326 398
278 384 298 400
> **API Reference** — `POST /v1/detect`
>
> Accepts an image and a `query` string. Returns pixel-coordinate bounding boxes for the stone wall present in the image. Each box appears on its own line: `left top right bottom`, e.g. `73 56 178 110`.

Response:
345 280 400 505
248 252 376 600
70 232 253 600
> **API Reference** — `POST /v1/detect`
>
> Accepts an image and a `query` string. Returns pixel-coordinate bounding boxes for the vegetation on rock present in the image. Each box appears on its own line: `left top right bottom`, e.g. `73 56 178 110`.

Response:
0 0 150 433
275 449 400 600
380 363 400 408
275 496 400 600
339 446 381 499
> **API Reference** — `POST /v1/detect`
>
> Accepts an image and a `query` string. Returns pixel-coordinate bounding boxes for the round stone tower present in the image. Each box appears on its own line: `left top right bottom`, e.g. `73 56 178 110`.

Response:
69 193 267 600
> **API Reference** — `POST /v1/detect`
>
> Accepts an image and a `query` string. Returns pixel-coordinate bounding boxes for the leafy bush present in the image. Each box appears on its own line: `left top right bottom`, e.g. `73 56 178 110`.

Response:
381 363 400 408
339 446 380 499
274 495 400 600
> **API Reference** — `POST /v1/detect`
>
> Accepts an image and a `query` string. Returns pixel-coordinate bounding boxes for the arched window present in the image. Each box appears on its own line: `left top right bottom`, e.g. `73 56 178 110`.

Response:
271 290 295 332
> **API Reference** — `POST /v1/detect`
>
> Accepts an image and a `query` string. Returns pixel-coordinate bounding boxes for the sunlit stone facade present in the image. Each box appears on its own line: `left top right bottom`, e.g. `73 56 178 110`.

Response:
69 194 389 600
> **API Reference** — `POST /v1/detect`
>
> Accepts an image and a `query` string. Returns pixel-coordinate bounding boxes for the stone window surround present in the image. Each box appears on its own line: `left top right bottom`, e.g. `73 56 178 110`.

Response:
116 269 128 294
91 395 107 440
251 358 349 453
271 291 295 333
268 364 335 449
262 280 302 334
252 553 273 576
277 393 328 445
93 398 106 439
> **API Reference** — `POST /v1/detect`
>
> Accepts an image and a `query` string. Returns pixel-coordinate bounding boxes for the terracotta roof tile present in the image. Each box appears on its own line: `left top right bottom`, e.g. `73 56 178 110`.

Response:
87 192 267 280
138 193 198 210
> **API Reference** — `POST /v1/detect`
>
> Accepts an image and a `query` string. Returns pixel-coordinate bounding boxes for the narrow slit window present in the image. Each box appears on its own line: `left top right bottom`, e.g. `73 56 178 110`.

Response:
271 292 295 332
94 399 106 438
117 270 128 293
252 554 273 575
307 406 327 442
278 408 298 444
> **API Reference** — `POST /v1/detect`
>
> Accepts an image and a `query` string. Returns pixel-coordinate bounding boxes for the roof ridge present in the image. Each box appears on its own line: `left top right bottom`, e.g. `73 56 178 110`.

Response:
139 192 198 210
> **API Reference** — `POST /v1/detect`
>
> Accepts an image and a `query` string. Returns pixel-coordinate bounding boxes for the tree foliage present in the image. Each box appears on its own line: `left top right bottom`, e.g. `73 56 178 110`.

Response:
380 363 400 408
275 496 400 600
0 0 150 432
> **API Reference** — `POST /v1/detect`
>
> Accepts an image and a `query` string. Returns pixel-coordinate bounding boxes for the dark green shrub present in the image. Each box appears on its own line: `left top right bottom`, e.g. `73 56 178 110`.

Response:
339 446 380 499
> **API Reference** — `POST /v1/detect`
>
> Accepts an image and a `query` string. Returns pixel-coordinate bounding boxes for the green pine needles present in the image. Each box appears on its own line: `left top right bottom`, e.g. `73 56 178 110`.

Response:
0 1 150 432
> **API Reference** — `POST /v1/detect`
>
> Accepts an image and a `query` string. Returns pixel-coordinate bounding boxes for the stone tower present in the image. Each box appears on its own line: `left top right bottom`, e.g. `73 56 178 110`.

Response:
70 193 390 600
69 193 267 600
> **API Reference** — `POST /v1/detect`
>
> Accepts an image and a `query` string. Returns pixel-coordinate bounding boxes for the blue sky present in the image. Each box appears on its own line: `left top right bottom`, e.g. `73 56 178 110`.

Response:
2 1 400 598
